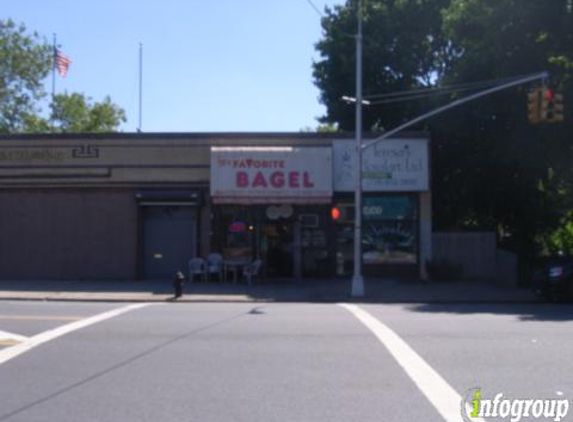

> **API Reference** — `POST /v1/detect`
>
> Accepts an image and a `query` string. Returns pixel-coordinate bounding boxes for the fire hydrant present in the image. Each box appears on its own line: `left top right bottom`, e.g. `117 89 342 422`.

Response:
172 270 186 298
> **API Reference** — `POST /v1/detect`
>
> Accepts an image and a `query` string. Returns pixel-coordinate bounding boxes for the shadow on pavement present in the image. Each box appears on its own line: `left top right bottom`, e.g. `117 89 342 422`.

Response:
406 302 573 322
0 278 543 305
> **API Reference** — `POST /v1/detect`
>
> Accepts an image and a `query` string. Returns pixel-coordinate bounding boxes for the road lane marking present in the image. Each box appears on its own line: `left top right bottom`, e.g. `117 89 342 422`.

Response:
0 303 152 365
0 329 28 346
0 330 28 342
0 330 28 345
0 340 21 346
340 303 486 422
0 315 82 321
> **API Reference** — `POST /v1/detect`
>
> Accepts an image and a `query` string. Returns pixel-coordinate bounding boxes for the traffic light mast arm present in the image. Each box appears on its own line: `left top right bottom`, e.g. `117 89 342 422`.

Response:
362 71 548 151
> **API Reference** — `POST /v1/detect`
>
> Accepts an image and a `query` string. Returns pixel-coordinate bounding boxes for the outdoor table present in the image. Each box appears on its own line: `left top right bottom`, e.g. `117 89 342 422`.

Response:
223 258 250 283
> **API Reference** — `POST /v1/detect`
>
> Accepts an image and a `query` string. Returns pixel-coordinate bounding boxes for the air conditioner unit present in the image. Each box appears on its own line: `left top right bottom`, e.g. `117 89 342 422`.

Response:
299 214 319 228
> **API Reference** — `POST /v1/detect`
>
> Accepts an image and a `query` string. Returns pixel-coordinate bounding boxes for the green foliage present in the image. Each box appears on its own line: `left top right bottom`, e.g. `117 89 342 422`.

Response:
313 0 573 268
548 211 573 255
49 93 126 133
313 0 452 131
0 19 126 133
433 0 573 261
300 123 341 133
0 19 52 132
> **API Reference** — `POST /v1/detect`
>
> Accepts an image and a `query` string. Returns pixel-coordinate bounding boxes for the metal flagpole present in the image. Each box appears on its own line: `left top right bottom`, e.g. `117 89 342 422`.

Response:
351 0 365 297
138 43 143 132
52 34 57 99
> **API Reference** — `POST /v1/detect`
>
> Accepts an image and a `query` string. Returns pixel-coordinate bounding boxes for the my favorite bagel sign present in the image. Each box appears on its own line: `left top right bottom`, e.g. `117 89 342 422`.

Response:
210 147 333 204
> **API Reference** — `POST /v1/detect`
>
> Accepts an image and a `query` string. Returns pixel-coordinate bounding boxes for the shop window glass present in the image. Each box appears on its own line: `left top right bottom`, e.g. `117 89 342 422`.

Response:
333 196 418 272
216 206 254 259
362 196 418 264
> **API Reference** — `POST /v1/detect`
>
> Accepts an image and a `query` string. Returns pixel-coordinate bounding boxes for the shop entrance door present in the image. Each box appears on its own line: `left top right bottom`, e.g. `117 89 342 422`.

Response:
261 222 293 278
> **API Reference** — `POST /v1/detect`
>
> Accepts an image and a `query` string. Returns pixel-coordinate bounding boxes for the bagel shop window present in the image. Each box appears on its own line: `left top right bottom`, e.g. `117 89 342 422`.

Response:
212 206 257 260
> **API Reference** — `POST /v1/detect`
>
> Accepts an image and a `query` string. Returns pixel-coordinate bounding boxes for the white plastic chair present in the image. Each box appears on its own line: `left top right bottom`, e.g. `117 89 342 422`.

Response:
243 259 262 285
188 257 206 282
206 253 223 282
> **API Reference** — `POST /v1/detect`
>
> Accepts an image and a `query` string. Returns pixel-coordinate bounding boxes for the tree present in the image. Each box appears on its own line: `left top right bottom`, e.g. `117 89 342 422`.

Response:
0 19 126 133
313 0 453 131
42 93 126 133
435 0 573 261
0 19 52 132
313 0 573 275
300 122 341 133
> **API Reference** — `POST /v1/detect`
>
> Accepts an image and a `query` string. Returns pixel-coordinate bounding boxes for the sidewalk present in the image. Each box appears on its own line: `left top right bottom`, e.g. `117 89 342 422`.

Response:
0 278 538 303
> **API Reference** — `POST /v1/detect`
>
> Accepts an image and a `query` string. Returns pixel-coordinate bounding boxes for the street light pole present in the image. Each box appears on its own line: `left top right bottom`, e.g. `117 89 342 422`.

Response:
350 70 546 298
351 0 365 297
361 71 549 152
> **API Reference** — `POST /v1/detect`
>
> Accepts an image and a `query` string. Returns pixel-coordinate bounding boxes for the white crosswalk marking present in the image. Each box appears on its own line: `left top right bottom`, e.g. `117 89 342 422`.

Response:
0 330 29 343
340 303 487 422
0 303 152 365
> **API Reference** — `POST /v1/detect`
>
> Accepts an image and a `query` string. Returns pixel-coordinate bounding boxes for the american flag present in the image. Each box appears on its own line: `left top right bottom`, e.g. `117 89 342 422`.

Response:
55 49 72 77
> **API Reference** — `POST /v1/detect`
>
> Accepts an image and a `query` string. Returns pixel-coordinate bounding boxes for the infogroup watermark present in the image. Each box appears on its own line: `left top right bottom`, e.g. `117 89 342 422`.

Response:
461 388 570 422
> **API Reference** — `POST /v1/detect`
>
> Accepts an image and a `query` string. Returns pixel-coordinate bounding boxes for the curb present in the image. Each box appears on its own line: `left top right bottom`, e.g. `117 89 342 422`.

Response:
0 293 540 304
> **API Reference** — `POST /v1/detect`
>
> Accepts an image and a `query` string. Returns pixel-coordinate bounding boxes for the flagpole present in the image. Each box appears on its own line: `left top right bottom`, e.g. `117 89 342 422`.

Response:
138 43 143 132
52 33 57 99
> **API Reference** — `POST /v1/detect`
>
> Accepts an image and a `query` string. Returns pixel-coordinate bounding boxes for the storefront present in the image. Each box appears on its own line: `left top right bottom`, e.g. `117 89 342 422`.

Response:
208 138 431 280
209 146 334 279
331 138 431 279
0 132 431 281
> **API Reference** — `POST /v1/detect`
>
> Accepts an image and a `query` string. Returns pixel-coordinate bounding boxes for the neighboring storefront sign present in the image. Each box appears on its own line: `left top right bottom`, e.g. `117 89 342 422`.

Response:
211 147 333 204
333 138 429 192
362 196 417 220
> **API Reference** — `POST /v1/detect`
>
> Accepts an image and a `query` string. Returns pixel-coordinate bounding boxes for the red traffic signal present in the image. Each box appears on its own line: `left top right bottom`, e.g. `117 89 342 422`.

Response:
331 206 341 220
540 88 564 123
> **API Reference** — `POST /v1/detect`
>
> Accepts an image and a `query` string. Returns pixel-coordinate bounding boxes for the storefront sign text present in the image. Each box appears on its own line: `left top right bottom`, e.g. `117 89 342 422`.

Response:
211 147 332 204
333 139 429 192
236 171 314 189
0 149 65 162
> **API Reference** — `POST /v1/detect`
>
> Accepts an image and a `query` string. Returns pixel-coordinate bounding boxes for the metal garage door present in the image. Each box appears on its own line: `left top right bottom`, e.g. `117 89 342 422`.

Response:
142 205 198 280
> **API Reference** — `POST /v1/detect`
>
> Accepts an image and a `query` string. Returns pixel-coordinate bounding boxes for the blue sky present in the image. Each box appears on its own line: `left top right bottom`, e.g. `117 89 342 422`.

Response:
5 0 347 132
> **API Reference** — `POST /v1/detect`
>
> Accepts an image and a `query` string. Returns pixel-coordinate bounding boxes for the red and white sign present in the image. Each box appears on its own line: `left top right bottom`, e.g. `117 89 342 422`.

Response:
210 147 332 204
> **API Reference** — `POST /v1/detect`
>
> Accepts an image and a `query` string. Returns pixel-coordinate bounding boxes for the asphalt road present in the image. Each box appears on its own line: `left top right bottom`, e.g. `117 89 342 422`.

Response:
1 301 572 422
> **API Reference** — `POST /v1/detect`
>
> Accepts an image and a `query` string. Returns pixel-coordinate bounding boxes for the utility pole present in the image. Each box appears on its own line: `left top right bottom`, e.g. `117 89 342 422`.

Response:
350 68 548 298
138 43 143 132
351 0 365 297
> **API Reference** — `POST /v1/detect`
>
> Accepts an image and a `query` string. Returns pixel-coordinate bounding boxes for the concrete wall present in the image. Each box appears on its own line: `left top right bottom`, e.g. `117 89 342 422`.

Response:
0 133 337 188
0 188 137 280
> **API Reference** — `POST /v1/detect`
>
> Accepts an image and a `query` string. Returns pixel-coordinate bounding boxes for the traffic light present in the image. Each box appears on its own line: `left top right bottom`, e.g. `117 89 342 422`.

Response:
527 88 541 123
330 205 354 222
540 89 554 121
331 206 341 221
540 88 565 123
550 92 564 123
